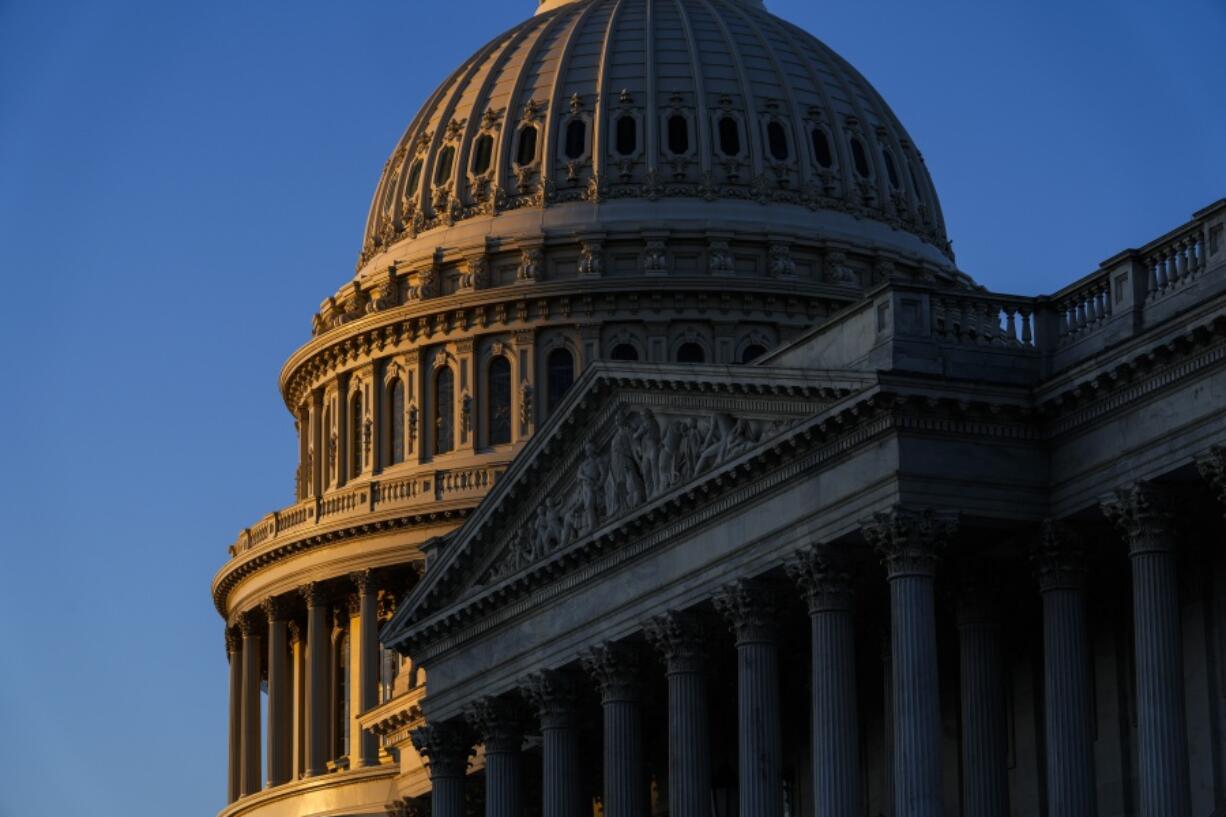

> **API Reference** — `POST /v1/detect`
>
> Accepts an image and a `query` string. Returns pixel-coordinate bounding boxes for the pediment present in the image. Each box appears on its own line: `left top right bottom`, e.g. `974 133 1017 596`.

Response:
386 362 875 648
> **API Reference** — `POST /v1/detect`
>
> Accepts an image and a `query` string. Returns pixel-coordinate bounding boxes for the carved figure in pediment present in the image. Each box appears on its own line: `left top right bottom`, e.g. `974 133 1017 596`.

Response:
632 408 662 498
659 419 685 490
572 440 604 535
609 411 645 509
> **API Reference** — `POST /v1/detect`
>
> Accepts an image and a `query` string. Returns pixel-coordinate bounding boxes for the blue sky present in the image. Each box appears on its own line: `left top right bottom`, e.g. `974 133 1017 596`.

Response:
0 1 1222 815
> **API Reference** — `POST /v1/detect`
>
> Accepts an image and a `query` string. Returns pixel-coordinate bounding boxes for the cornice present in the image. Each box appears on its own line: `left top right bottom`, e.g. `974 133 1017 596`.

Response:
358 687 427 744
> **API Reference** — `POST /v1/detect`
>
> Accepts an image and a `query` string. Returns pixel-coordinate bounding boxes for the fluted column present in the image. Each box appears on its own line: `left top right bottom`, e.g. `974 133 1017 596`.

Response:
524 670 583 817
582 642 646 817
411 722 475 817
645 612 711 817
714 579 783 817
300 583 331 777
1102 485 1191 817
1033 521 1096 817
226 628 242 804
468 697 525 817
956 570 1009 817
238 610 263 797
289 620 305 780
787 546 860 817
863 507 957 817
263 597 293 787
352 570 380 767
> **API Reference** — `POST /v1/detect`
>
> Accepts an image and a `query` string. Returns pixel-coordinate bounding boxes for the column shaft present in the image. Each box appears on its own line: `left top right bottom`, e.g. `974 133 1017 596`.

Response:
356 575 380 767
890 574 943 817
226 633 242 804
290 624 305 780
486 747 522 817
958 617 1009 817
526 672 584 817
812 606 860 817
412 723 472 817
1042 586 1095 817
304 595 330 776
668 667 711 817
582 644 646 817
266 614 292 786
240 622 263 797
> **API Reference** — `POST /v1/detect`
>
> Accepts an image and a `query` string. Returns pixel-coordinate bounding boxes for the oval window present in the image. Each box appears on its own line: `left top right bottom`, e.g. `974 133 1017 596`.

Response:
616 115 637 156
811 129 833 169
471 134 494 175
564 119 586 160
718 117 741 157
434 146 455 185
849 136 870 179
405 159 423 197
516 125 538 166
882 148 900 189
766 121 789 161
667 115 689 155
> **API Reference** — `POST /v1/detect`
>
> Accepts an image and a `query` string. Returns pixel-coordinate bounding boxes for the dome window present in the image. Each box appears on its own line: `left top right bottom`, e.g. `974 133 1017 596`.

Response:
434 146 455 185
387 380 405 465
471 134 494 175
546 348 575 414
564 119 587 161
515 125 538 166
811 129 833 169
434 367 454 455
717 117 741 157
349 391 364 477
908 163 924 202
741 344 767 364
405 159 423 197
610 343 639 361
766 121 789 162
849 136 871 179
676 342 706 363
882 148 901 189
667 115 689 155
487 356 512 445
615 115 638 156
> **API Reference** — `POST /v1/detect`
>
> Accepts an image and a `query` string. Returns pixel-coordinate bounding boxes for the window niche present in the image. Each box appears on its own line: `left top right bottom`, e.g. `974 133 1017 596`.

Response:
434 367 455 456
487 356 512 446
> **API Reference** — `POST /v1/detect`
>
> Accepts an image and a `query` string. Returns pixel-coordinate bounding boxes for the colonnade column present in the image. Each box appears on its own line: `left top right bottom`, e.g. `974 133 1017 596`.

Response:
352 570 380 767
467 697 525 817
289 620 305 780
645 612 712 817
714 579 783 817
524 670 584 817
238 610 263 797
411 722 474 817
300 582 331 777
956 569 1009 817
787 545 861 817
1102 484 1192 817
582 642 646 817
226 628 242 804
1033 520 1096 817
263 598 293 787
863 506 956 817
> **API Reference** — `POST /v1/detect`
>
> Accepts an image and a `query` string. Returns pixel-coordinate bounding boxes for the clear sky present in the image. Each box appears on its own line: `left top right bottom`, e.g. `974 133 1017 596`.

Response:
0 1 1222 815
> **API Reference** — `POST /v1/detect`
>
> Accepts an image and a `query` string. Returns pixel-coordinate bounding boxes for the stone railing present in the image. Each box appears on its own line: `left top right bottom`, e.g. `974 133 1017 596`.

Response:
1143 220 1210 302
931 292 1038 349
228 462 510 558
1047 269 1112 348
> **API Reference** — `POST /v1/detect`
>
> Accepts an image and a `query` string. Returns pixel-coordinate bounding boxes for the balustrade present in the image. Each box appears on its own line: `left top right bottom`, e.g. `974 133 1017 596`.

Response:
932 294 1036 349
1146 227 1206 300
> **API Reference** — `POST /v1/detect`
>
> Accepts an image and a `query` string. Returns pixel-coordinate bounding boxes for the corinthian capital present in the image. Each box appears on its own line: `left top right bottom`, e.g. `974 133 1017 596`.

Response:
521 669 579 729
261 595 293 622
861 506 958 579
1031 519 1086 592
410 721 475 778
580 642 641 704
643 610 707 673
1100 482 1176 555
464 696 525 754
713 578 778 644
786 544 853 613
1196 446 1226 512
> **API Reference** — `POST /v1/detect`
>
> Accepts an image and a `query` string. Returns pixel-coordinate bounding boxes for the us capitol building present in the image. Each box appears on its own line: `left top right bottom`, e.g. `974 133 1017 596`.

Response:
210 0 1226 816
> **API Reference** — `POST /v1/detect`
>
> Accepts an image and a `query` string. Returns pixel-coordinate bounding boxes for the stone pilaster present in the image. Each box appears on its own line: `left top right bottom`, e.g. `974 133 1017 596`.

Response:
467 697 525 817
523 670 583 817
955 566 1009 817
411 722 475 817
863 506 956 817
352 570 381 767
644 611 711 817
714 579 783 817
262 597 293 787
238 609 264 797
787 546 860 817
581 642 646 817
1033 520 1096 817
300 582 331 777
1102 484 1191 817
226 627 242 804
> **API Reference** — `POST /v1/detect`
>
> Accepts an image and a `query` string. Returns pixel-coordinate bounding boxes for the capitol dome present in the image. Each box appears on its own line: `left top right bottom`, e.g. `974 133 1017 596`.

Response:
356 0 952 278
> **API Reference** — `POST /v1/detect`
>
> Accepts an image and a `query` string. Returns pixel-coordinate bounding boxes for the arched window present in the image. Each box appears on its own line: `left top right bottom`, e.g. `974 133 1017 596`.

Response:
849 136 871 179
564 119 586 160
388 380 405 465
471 134 494 175
323 406 333 484
434 146 455 185
616 115 637 156
515 125 538 166
741 344 767 364
811 129 834 169
350 391 363 477
667 115 689 155
908 163 924 202
766 121 789 161
610 343 639 361
434 368 454 455
676 342 705 363
546 348 574 413
405 159 423 197
487 357 512 445
882 148 901 189
718 117 741 157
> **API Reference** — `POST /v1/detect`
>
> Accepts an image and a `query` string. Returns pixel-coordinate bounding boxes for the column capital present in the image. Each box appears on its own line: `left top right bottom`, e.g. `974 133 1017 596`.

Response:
713 578 778 644
580 641 642 704
237 608 263 637
465 696 526 754
862 506 957 579
350 568 377 595
298 581 331 608
410 721 475 779
385 796 430 817
1196 445 1226 512
1031 519 1087 592
345 592 362 617
287 620 304 643
1101 482 1176 555
644 610 708 673
522 669 579 729
261 595 293 622
786 544 854 613
225 627 241 658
